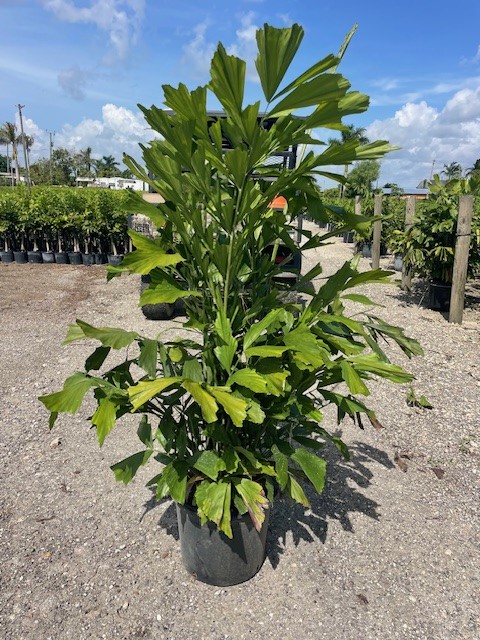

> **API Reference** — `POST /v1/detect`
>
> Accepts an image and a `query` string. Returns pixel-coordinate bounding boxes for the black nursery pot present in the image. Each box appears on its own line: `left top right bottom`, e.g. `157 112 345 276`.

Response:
0 250 14 263
428 282 452 311
42 251 55 264
54 252 69 264
68 251 83 265
28 251 43 264
14 250 28 264
176 503 270 586
82 253 95 266
107 254 124 266
362 243 372 258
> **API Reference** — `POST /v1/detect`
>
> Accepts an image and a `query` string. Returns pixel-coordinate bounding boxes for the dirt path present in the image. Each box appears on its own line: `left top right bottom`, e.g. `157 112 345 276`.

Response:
0 240 479 640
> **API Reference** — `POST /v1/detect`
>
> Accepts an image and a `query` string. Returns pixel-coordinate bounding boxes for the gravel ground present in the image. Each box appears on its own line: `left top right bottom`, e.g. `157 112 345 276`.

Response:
1 228 479 640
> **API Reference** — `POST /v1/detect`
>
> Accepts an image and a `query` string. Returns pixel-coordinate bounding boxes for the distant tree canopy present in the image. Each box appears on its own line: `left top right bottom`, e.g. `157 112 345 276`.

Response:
27 147 129 185
344 159 380 198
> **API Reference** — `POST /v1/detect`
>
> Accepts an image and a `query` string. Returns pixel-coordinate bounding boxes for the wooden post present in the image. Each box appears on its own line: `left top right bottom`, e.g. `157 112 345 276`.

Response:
371 193 382 269
449 195 474 324
401 195 416 291
354 195 362 216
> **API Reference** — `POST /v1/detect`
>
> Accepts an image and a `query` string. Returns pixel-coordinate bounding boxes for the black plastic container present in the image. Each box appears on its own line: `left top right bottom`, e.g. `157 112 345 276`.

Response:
68 252 83 265
28 251 43 264
54 252 69 264
14 250 28 264
176 503 270 586
42 251 55 263
0 250 14 263
428 282 451 311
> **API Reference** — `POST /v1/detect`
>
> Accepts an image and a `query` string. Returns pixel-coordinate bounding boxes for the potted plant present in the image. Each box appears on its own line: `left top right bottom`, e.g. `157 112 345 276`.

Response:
401 175 480 310
39 23 422 586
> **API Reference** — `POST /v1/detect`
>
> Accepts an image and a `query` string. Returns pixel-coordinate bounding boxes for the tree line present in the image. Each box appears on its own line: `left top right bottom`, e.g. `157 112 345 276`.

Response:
0 121 130 186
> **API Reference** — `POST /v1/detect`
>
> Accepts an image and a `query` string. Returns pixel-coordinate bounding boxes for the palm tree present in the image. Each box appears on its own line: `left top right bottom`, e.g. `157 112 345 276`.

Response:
466 158 480 177
441 161 462 180
75 146 94 176
0 122 18 185
95 155 120 178
328 124 370 196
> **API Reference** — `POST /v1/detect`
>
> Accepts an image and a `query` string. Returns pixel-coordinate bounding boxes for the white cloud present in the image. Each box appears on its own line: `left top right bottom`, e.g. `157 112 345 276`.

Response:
182 13 260 83
25 104 156 167
41 0 145 60
181 21 216 77
366 86 480 187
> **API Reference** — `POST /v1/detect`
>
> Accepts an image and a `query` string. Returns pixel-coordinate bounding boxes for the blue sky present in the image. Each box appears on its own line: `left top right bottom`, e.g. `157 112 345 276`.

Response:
2 0 480 187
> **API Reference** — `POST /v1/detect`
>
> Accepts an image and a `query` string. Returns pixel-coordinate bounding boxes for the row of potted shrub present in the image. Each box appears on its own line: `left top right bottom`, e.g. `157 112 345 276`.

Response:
0 185 130 264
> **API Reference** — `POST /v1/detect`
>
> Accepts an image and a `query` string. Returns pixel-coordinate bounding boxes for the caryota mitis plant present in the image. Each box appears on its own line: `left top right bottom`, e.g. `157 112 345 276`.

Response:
40 23 422 537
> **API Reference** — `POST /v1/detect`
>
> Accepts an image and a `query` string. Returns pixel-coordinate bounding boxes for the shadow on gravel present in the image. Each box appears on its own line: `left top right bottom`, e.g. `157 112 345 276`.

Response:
143 439 395 571
266 440 394 569
385 279 480 313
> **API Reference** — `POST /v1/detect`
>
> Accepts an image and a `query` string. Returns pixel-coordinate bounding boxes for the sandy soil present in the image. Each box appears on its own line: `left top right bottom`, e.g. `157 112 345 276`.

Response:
0 235 479 640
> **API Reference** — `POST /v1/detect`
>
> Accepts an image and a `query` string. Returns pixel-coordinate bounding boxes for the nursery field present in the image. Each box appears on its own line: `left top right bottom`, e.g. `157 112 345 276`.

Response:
0 231 479 640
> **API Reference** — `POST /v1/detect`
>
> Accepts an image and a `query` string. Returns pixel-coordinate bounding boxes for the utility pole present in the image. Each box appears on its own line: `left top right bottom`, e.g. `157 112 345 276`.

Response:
47 130 55 184
17 104 31 190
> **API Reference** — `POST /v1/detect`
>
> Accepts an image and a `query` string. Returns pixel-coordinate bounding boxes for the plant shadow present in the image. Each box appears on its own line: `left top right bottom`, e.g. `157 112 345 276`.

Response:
266 439 394 568
144 438 395 571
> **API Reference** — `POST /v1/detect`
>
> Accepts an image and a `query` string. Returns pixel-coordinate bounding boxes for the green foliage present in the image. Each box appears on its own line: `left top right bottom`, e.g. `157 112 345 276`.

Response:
406 386 433 409
0 185 128 253
344 159 380 198
399 175 480 284
39 23 422 538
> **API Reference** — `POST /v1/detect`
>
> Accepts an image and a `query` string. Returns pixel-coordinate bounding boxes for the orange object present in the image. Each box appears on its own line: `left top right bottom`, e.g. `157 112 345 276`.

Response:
270 196 287 210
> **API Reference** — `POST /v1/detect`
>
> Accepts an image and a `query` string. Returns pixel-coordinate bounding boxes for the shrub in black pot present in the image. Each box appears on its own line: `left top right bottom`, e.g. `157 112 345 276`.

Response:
40 23 422 586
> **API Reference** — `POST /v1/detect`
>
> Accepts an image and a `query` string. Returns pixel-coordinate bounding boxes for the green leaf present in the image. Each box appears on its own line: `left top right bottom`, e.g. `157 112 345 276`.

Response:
233 478 269 532
245 345 289 358
128 377 181 411
39 372 93 414
85 346 111 372
140 280 200 305
182 357 203 382
291 448 326 494
271 444 288 490
138 338 158 379
243 309 284 351
76 320 138 349
63 322 87 344
213 309 238 373
162 461 189 504
122 189 166 227
269 73 349 118
227 368 268 393
182 380 218 423
207 386 248 427
137 415 152 447
349 355 414 384
210 43 245 115
255 23 304 102
192 450 226 480
222 447 241 473
245 398 266 424
255 358 289 396
341 293 383 307
91 396 117 446
287 474 309 507
340 360 370 396
111 450 153 485
196 480 233 538
121 230 183 274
